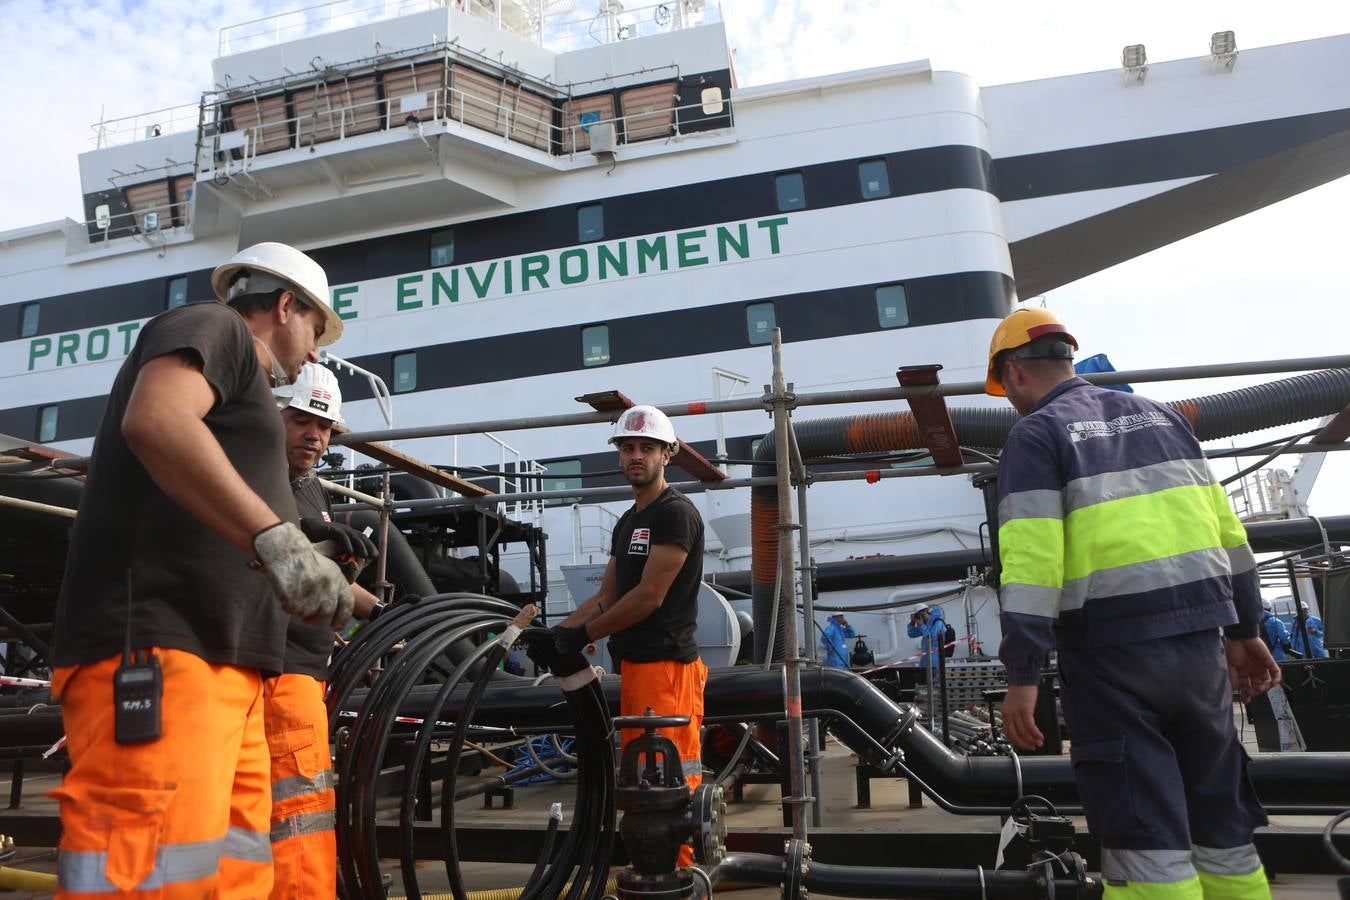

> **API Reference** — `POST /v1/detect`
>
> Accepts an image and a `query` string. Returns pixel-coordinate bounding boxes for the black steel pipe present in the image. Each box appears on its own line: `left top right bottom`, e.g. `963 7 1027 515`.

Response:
360 665 1350 810
710 852 1100 899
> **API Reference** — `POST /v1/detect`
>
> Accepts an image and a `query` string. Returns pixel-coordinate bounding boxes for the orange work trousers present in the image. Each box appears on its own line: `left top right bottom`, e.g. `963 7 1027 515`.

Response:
619 657 708 867
263 673 336 900
50 649 271 898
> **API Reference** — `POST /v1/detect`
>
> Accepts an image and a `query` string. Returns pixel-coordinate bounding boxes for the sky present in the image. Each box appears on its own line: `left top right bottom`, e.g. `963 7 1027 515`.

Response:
0 0 1347 516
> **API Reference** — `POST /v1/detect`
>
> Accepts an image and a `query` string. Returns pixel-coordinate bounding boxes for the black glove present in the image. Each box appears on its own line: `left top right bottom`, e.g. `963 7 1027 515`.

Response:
526 624 591 678
299 518 378 559
552 624 591 657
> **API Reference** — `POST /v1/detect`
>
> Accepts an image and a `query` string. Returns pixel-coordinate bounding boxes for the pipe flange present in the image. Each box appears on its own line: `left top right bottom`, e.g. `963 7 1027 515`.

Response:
782 838 810 899
691 784 728 866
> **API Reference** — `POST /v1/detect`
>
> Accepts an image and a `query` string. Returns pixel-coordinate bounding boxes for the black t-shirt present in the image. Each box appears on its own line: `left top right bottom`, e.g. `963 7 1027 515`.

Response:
605 487 704 664
53 303 296 674
287 474 338 678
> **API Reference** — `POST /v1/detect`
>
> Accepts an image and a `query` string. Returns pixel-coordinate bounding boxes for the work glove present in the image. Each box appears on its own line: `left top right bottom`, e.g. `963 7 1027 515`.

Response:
526 624 590 678
253 521 354 630
298 518 378 559
551 624 591 658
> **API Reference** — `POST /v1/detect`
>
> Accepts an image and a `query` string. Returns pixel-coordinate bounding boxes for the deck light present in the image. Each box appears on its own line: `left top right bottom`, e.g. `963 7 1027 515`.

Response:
1211 31 1237 69
1121 44 1148 82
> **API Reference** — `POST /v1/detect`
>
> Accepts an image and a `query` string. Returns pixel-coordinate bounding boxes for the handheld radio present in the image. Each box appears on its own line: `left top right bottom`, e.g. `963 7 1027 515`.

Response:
113 569 162 744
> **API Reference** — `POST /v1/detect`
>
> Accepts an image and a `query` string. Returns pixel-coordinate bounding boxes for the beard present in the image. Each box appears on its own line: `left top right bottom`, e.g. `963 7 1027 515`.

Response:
625 465 659 487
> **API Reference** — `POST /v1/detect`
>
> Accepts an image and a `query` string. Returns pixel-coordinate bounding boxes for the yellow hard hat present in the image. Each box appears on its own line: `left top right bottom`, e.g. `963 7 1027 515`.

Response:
985 308 1077 396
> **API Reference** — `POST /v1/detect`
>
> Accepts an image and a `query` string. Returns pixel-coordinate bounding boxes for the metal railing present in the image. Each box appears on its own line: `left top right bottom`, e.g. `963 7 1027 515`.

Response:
219 0 448 55
451 432 547 522
80 198 193 245
92 102 207 149
219 0 721 56
198 76 730 182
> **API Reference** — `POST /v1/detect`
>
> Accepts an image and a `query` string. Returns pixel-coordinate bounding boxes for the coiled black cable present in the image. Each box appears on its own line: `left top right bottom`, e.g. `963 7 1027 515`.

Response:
327 594 616 900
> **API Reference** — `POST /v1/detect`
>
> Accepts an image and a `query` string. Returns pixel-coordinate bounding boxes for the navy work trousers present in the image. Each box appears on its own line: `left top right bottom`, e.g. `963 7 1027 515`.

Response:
1058 629 1267 853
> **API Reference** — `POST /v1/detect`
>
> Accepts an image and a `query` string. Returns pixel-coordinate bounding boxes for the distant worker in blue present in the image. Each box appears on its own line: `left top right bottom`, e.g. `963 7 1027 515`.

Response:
1261 599 1298 660
987 308 1280 900
1291 602 1329 659
906 604 947 674
820 613 855 668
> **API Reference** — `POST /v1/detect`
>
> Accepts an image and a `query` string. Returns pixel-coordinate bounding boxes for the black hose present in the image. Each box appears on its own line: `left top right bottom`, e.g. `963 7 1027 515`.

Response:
330 595 615 900
709 852 1100 898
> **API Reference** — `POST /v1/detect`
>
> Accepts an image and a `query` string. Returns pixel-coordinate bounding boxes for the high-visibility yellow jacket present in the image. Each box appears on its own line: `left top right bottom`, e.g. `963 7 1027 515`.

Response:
996 378 1260 685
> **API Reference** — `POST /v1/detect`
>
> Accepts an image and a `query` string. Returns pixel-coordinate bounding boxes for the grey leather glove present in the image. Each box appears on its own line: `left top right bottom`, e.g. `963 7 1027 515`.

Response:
253 521 354 630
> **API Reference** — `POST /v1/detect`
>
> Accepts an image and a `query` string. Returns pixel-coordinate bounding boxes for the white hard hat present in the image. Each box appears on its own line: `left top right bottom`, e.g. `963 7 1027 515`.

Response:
609 404 678 448
211 242 342 346
1262 599 1273 611
286 363 344 424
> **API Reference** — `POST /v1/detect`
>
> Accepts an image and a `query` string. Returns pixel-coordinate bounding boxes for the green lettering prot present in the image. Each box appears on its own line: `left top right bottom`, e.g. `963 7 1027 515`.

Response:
27 337 51 371
117 321 141 355
57 333 79 367
86 328 110 361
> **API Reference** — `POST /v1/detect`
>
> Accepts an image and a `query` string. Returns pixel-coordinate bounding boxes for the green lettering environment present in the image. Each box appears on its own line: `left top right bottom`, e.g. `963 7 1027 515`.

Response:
24 217 789 370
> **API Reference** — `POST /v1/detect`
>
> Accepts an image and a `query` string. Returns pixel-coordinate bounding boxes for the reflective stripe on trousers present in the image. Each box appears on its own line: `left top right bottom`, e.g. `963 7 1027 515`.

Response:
271 809 337 843
1100 847 1269 900
272 768 337 803
59 838 224 894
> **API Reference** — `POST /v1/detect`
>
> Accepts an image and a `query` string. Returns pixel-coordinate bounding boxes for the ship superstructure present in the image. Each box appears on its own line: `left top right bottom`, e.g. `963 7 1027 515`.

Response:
3 0 1350 662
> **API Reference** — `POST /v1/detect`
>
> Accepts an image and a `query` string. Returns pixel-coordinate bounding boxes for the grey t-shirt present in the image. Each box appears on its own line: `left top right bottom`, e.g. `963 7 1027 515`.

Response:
53 302 296 674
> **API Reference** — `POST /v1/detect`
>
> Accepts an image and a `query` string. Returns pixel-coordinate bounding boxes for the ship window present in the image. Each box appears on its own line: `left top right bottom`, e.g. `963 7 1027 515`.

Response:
859 159 890 199
166 276 189 309
582 324 610 367
430 229 455 267
392 352 417 393
876 284 909 329
20 303 40 338
38 405 59 443
578 204 604 242
700 86 725 115
774 172 805 211
543 458 583 507
746 302 775 345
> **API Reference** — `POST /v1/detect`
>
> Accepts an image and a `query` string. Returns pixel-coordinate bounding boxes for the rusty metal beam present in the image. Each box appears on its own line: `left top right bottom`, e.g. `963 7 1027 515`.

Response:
896 365 963 468
1313 403 1350 443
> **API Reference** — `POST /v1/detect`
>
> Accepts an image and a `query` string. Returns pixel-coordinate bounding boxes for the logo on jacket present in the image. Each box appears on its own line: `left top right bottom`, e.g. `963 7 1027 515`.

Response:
1066 411 1171 443
629 527 651 556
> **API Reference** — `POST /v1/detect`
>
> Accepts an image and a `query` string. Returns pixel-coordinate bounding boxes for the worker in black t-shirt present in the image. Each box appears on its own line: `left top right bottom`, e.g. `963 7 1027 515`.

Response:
552 404 707 866
269 362 381 898
50 242 351 898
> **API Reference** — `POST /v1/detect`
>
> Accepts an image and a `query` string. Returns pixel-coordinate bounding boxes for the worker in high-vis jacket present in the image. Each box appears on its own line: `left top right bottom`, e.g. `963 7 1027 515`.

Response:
271 362 382 899
551 405 707 866
50 243 352 898
987 308 1281 900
